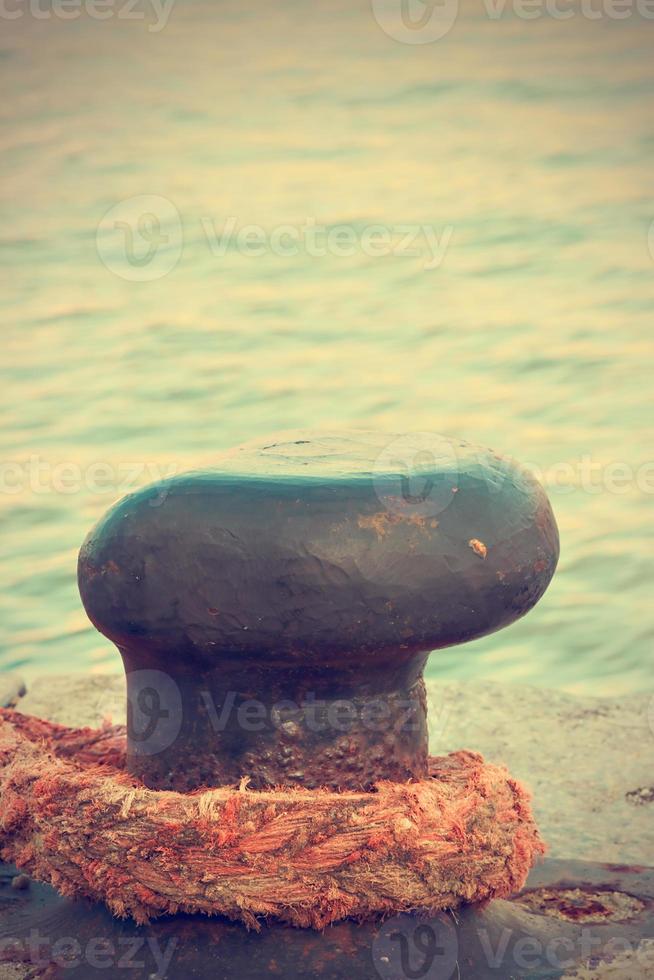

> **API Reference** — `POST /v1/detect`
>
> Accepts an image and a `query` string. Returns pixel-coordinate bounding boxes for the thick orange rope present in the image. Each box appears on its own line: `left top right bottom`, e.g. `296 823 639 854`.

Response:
0 708 545 930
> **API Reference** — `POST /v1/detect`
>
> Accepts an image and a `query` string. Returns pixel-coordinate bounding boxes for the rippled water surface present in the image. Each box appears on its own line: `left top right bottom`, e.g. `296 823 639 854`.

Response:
1 1 653 694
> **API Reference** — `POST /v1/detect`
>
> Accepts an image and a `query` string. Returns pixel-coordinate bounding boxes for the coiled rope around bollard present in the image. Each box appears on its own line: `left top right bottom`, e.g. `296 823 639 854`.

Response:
0 708 545 930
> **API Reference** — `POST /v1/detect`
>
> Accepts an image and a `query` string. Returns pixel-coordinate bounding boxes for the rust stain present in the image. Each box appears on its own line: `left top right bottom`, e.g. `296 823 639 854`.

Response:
468 539 488 559
357 512 435 540
515 887 645 924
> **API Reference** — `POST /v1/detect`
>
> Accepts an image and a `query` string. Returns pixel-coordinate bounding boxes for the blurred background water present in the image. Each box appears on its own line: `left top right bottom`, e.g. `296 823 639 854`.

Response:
1 0 653 694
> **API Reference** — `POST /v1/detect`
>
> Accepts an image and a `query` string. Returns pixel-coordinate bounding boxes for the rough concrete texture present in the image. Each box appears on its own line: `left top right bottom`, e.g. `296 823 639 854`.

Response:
562 942 654 978
14 673 124 728
0 674 26 709
0 967 30 980
427 680 654 867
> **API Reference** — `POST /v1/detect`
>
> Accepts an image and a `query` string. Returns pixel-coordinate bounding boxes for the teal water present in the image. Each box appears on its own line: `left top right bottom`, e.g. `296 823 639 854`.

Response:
1 1 653 694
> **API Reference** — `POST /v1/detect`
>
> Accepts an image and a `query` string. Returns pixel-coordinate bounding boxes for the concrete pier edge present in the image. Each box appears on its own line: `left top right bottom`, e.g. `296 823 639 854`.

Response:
2 673 653 979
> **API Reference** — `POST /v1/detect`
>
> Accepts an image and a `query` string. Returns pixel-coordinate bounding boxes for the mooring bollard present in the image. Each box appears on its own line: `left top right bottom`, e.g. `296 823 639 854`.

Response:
78 431 559 793
7 432 654 980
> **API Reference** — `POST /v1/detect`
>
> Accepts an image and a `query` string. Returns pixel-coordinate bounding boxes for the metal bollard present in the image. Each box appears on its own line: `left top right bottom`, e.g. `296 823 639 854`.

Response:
78 431 559 793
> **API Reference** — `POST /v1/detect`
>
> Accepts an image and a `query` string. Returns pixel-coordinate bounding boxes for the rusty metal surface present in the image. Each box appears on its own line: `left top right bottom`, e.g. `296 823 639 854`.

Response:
124 665 430 792
2 860 652 979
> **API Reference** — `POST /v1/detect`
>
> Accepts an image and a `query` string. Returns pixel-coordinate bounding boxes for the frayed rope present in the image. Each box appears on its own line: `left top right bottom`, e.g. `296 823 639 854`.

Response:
0 708 545 930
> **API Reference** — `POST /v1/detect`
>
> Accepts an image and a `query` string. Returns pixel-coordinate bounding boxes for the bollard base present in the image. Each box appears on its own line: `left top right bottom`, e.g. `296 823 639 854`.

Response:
1 860 653 979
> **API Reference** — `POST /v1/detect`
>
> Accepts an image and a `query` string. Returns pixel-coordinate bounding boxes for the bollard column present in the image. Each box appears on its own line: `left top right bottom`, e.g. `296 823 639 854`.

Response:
78 431 559 792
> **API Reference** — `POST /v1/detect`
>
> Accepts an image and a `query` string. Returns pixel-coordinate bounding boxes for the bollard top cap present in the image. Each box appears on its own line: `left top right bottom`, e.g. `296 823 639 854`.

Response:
78 431 559 667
